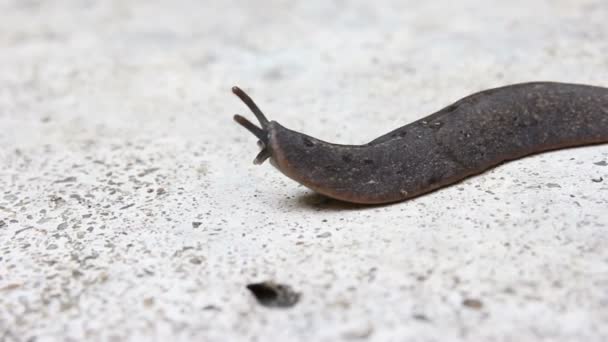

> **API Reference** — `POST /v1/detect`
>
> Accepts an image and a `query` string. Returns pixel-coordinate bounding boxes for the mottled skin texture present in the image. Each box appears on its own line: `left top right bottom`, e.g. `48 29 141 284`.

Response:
236 82 608 204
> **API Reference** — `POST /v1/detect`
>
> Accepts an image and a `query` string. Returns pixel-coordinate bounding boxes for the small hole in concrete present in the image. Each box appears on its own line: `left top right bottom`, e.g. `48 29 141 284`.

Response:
246 281 300 308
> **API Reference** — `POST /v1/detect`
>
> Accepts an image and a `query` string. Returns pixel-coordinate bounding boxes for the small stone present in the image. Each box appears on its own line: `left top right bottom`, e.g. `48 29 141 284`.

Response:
119 203 135 210
0 284 20 291
202 304 221 311
462 298 483 309
143 297 155 307
190 257 203 265
412 313 430 322
54 176 77 183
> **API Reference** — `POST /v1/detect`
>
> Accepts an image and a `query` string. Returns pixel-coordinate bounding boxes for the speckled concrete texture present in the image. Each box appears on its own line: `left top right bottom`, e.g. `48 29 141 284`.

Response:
1 1 607 341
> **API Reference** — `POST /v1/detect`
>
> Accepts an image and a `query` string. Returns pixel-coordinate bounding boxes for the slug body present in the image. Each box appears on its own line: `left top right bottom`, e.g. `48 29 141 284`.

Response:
233 82 608 204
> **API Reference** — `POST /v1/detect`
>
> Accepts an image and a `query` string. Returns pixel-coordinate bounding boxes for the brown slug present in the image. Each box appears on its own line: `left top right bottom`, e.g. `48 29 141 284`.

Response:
232 82 608 204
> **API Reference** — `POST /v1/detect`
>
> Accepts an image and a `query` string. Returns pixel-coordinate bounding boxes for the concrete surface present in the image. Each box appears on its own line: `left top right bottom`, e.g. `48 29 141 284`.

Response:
1 0 608 341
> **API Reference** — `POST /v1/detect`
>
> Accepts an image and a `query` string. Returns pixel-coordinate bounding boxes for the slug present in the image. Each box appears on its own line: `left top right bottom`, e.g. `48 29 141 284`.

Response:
232 82 608 204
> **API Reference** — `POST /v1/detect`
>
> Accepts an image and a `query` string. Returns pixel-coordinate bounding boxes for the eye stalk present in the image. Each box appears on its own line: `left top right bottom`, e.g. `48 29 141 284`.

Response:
233 114 267 144
232 86 272 165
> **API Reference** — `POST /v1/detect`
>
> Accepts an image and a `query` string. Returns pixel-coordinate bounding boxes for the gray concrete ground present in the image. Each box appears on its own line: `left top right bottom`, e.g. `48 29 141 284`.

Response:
1 1 608 341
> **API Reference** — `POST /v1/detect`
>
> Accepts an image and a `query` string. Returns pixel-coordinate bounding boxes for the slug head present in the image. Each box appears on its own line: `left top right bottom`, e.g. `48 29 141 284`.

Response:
233 86 289 165
232 86 396 203
231 85 339 175
232 86 347 198
232 86 272 164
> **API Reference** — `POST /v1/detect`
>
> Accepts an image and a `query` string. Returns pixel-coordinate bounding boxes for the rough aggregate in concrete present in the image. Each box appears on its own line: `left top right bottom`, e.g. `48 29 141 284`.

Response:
1 1 608 341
